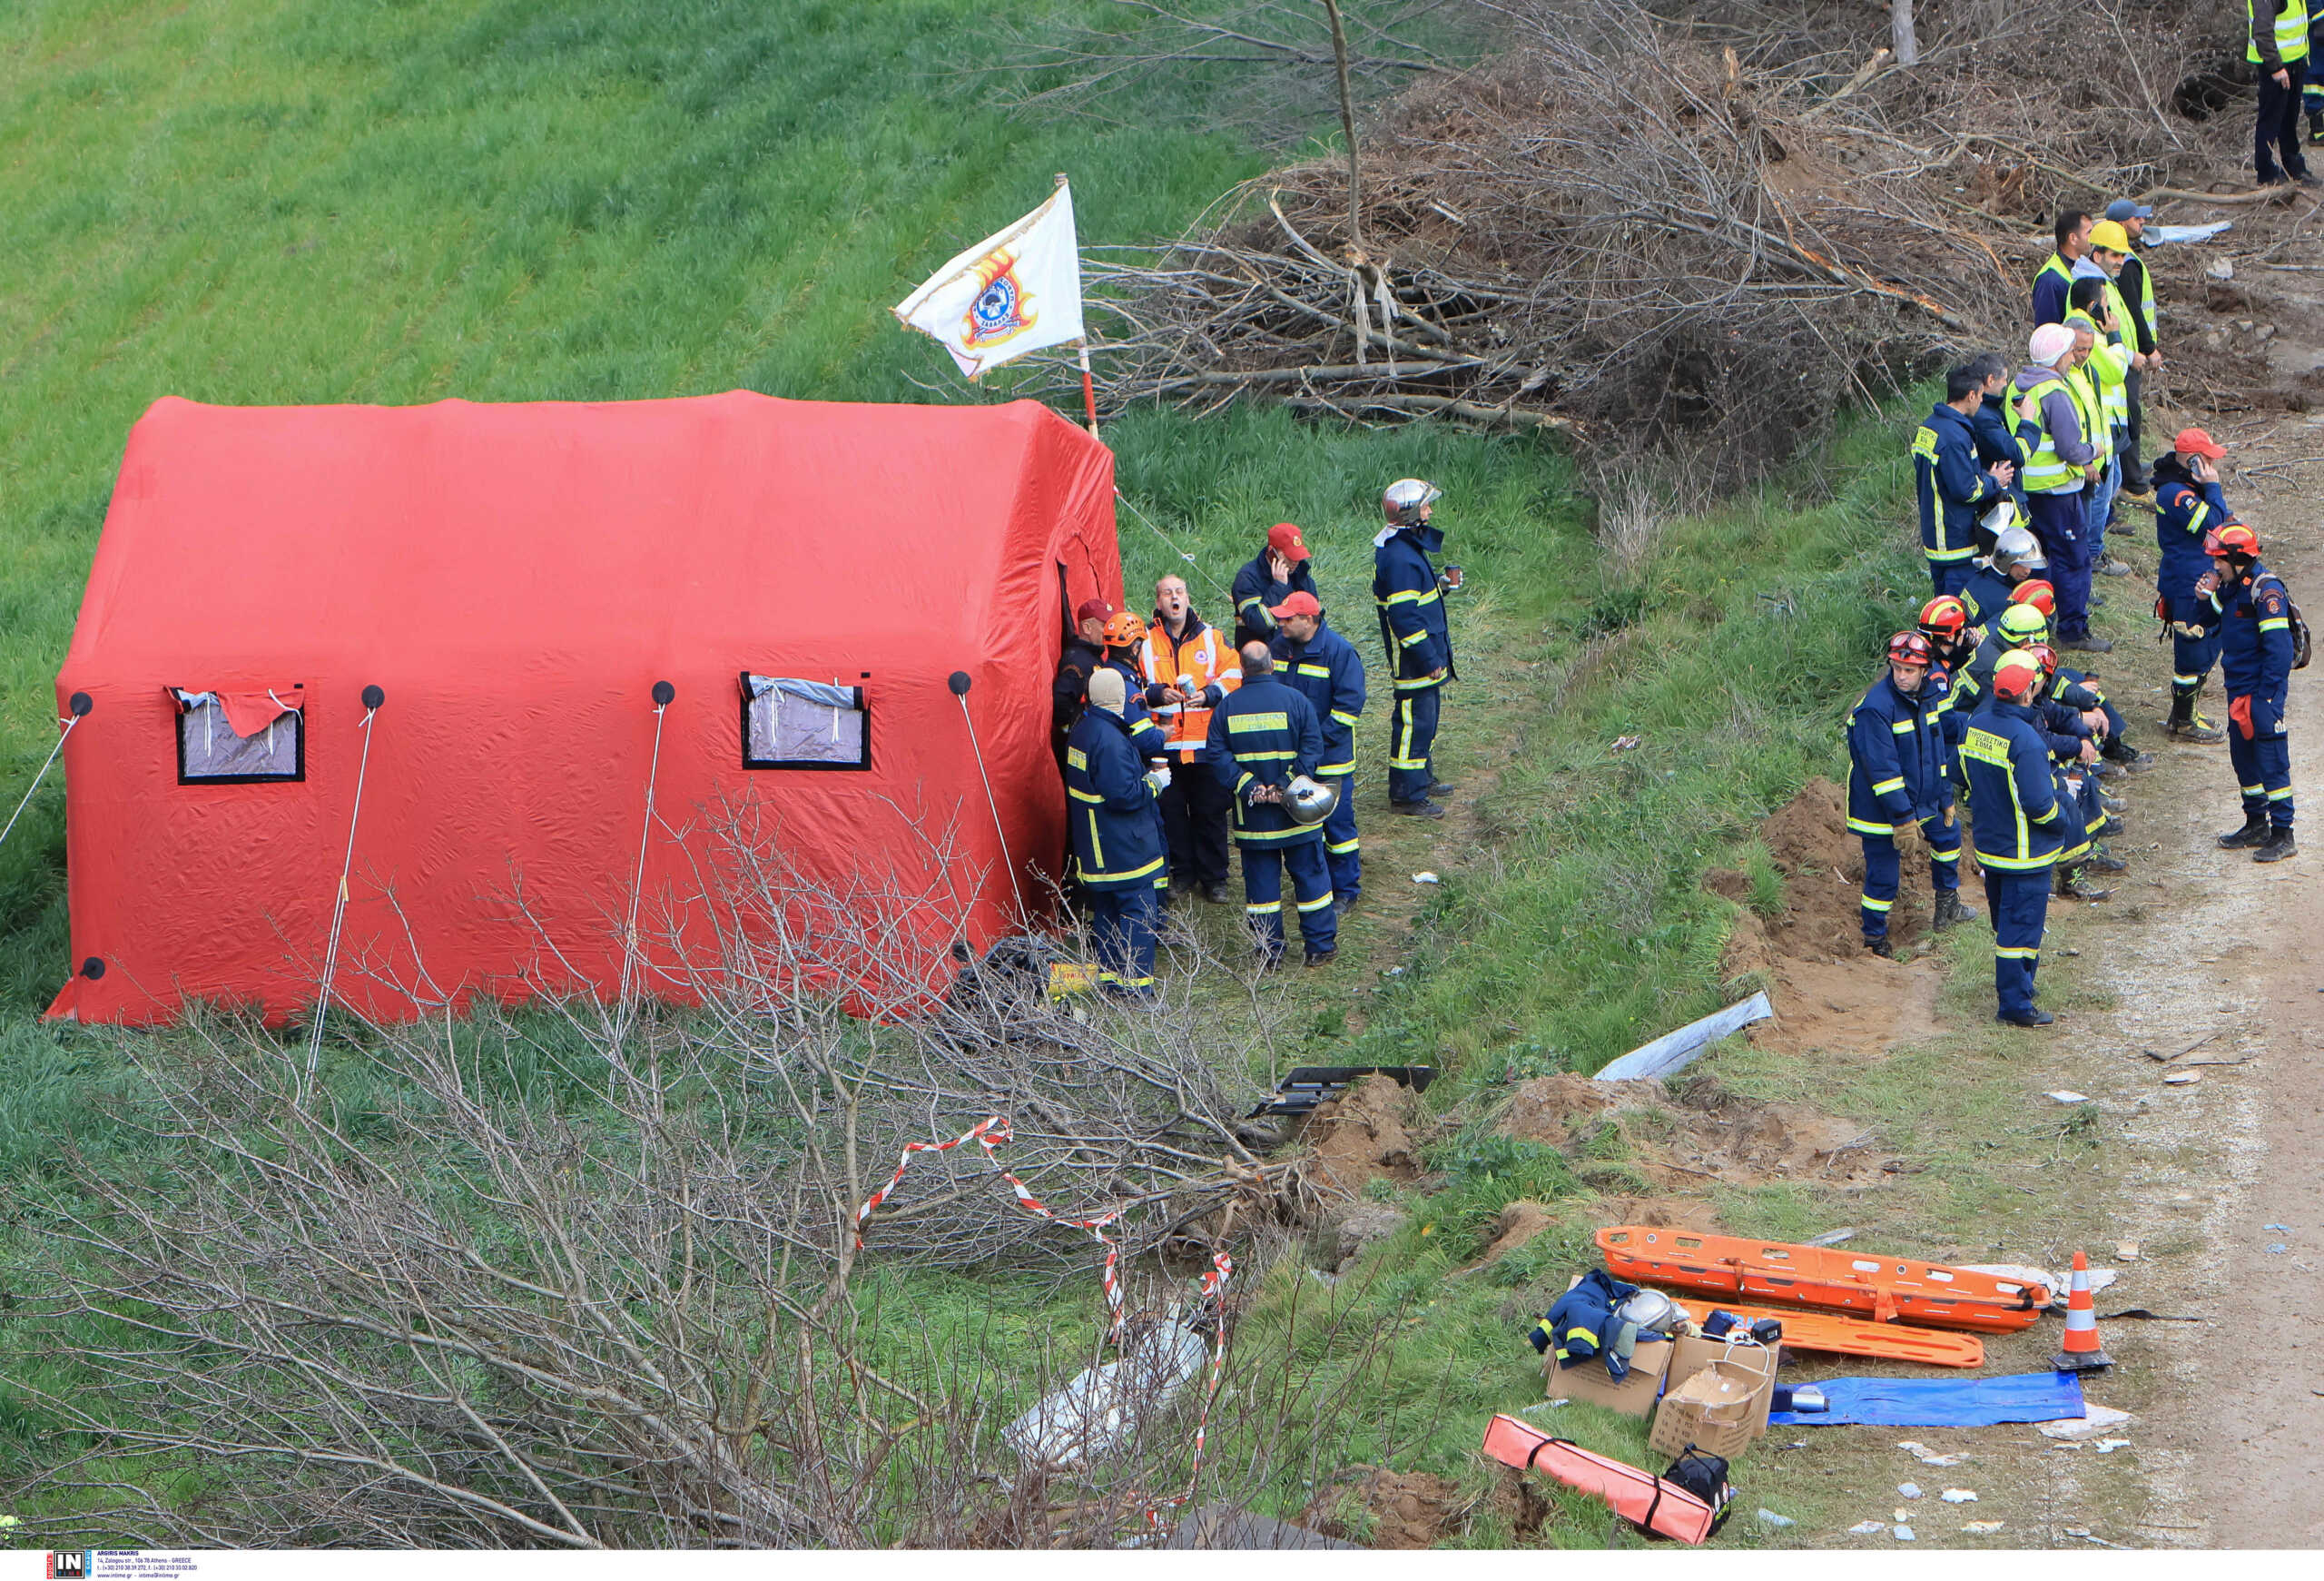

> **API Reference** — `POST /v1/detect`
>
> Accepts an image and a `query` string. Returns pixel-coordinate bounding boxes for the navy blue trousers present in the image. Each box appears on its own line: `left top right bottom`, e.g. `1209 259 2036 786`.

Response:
2229 703 2295 827
1388 686 1442 805
1239 835 1336 959
1983 866 2052 1021
2025 489 2092 640
1086 885 1158 993
1316 773 1362 901
2166 597 2222 693
1927 557 1977 600
1857 809 1963 939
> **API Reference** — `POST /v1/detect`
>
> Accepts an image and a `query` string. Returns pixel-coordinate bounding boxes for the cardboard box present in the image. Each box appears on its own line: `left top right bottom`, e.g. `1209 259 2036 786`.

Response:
1660 1333 1777 1445
1648 1365 1760 1460
1545 1335 1670 1418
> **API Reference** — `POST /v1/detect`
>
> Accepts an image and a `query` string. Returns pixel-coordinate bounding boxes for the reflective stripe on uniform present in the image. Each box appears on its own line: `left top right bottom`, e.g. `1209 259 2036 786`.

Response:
1295 890 1335 913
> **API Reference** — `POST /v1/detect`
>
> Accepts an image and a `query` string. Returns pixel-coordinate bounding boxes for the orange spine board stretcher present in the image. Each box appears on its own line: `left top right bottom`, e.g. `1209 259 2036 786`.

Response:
1481 1415 1716 1546
1672 1299 1984 1369
1597 1227 2048 1334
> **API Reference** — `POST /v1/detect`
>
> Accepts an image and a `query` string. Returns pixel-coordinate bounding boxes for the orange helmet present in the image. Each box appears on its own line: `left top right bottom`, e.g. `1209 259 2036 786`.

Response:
1992 649 2044 703
1918 596 1969 642
2009 578 2057 617
2024 642 2059 682
2203 522 2260 560
1887 630 1934 667
1102 610 1149 647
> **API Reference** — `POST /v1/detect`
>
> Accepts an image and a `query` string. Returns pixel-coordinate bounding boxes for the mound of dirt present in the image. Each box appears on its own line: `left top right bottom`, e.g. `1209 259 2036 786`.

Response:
1720 779 1945 1056
1303 1467 1467 1549
1475 1200 1555 1267
1499 1073 1886 1191
1499 1073 1629 1146
1666 1079 1888 1187
1305 1074 1421 1196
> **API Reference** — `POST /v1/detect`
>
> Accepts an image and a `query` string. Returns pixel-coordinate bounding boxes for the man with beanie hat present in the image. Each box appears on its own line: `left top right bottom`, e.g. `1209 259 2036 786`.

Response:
2013 323 2109 653
1065 667 1167 999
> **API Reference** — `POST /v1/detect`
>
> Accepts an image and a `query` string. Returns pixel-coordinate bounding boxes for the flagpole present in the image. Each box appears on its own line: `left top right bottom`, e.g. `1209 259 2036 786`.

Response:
1052 173 1100 441
1077 339 1099 440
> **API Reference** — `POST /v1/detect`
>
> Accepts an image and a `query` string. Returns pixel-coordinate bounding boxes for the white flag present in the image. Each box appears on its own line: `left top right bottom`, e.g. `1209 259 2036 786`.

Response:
894 182 1086 380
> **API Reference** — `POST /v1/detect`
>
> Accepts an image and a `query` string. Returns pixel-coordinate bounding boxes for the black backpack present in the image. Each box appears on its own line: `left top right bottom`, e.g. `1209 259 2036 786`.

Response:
1639 1448 1735 1540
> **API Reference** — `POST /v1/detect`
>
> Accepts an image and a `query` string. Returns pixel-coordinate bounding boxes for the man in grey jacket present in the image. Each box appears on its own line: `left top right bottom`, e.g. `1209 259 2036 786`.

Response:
2012 323 2109 654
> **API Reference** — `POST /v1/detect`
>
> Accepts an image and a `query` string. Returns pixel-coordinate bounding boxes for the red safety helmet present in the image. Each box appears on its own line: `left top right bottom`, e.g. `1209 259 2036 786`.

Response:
1102 609 1149 647
1991 650 2043 703
2203 522 2260 560
2024 642 2059 682
2008 578 2058 617
1887 630 1934 667
1918 595 1969 642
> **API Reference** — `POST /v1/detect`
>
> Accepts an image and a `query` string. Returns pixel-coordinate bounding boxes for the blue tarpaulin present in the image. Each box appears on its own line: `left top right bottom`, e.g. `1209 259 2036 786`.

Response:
1769 1370 2085 1427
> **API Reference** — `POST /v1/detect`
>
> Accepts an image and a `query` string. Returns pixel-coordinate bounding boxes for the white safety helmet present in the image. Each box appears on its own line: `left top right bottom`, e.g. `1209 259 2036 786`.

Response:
1286 775 1339 825
1979 497 2021 539
1383 478 1442 526
1990 525 2046 576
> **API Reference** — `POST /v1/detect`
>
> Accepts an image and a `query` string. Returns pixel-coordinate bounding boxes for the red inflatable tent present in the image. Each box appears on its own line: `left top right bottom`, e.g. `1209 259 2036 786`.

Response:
49 392 1120 1024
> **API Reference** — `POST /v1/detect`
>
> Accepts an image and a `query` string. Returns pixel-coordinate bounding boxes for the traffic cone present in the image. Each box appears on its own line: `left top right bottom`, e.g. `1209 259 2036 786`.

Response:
2051 1249 2112 1372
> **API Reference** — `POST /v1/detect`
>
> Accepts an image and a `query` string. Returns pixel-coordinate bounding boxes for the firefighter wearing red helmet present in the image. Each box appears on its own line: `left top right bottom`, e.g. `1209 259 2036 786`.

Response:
1963 651 2069 1025
1846 631 1971 955
2195 522 2300 861
1918 595 1975 800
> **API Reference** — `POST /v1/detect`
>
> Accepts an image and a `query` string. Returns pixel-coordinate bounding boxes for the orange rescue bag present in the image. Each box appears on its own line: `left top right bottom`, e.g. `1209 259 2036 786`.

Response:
1481 1414 1718 1546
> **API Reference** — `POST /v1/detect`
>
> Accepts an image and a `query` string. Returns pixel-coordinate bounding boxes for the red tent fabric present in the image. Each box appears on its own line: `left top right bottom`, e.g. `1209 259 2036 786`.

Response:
50 393 1120 1024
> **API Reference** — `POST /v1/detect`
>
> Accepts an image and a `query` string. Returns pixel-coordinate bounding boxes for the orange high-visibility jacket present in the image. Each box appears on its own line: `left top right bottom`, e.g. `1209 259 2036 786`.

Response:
1139 615 1242 761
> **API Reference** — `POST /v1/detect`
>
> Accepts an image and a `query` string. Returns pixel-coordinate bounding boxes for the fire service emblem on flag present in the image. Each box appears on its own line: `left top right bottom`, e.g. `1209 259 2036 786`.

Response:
964 250 1037 350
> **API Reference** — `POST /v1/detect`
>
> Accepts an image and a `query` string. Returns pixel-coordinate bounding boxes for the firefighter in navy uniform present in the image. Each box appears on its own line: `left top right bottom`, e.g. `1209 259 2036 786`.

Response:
1268 591 1367 910
1230 522 1323 649
1919 594 1976 799
2024 642 2119 900
1051 598 1114 772
1961 651 2068 1026
2199 523 2300 861
1206 643 1339 968
1374 478 1456 816
1846 632 1970 955
1958 525 2046 637
1914 364 2017 598
2152 430 2232 742
1065 668 1167 1000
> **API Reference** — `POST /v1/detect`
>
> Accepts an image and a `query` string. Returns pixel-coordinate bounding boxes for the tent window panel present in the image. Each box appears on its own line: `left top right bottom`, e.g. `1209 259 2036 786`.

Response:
175 694 303 784
741 674 870 771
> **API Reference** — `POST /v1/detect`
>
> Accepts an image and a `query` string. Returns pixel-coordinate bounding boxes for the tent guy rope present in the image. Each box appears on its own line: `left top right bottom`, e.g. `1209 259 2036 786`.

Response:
306 688 383 1087
0 697 87 853
619 682 675 1004
1114 489 1236 608
949 672 1022 913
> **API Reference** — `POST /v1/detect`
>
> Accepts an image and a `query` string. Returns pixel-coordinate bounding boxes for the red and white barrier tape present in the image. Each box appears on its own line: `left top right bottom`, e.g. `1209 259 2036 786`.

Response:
862 1117 1236 1532
856 1115 1127 1327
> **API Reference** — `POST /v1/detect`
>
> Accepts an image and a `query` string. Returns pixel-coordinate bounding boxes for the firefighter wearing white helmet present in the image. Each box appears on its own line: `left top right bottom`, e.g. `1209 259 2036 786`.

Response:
1958 524 2048 637
1373 479 1456 815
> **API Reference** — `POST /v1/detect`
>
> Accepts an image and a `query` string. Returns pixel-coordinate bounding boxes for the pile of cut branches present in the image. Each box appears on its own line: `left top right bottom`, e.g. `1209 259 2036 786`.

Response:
1068 0 2271 478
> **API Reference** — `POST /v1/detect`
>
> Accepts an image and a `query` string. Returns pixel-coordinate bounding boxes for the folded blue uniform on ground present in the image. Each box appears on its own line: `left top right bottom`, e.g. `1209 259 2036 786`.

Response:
1767 1370 2085 1427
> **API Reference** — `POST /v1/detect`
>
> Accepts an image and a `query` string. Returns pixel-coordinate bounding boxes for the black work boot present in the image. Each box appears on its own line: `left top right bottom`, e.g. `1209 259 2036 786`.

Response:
2084 846 2129 874
2167 688 2226 744
2219 811 2270 849
2055 865 2112 901
1863 934 1895 959
1931 891 1974 931
2104 743 2153 773
2255 825 2299 863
